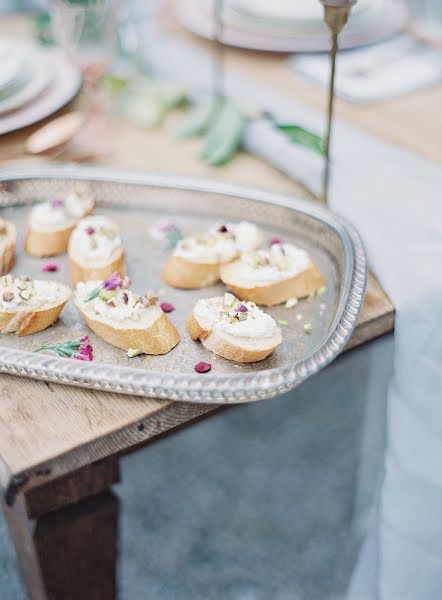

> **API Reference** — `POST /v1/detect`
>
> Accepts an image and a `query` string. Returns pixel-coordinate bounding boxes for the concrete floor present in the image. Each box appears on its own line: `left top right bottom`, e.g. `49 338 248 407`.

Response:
0 336 393 599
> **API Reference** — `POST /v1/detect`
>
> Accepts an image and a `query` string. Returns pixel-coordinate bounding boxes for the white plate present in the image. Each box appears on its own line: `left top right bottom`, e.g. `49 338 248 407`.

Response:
175 0 408 53
0 49 27 98
0 49 53 115
0 46 82 136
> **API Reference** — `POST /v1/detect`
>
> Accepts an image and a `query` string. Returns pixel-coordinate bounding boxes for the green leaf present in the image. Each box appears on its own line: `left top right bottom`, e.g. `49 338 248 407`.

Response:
275 123 324 156
201 99 245 166
179 98 218 139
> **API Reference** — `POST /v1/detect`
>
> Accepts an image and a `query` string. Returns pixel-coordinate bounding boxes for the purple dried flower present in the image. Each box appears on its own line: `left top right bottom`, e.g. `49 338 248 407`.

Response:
194 361 212 373
103 272 123 291
85 226 95 235
234 304 248 313
160 302 175 313
42 263 59 273
49 199 64 209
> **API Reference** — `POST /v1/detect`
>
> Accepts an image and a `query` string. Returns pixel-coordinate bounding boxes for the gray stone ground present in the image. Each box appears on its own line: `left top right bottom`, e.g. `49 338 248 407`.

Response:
0 336 393 599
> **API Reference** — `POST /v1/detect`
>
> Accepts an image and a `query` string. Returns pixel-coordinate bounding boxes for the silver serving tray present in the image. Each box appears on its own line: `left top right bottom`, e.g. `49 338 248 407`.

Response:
0 165 366 404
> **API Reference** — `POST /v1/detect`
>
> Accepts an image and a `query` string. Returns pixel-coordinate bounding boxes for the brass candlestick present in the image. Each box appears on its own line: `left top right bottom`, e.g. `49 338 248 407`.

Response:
320 0 356 204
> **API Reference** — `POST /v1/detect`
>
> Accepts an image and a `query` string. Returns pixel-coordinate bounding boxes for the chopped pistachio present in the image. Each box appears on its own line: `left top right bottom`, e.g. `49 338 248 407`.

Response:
318 286 327 296
98 289 116 302
304 323 313 334
278 319 289 326
19 290 32 301
127 348 142 358
285 298 298 309
223 293 235 308
237 312 248 321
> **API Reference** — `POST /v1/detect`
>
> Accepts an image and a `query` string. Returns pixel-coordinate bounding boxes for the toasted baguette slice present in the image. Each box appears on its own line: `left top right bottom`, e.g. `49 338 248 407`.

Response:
0 275 71 337
25 187 94 257
0 219 16 275
220 243 325 306
187 293 282 363
162 255 221 289
68 216 126 286
162 221 262 289
75 278 180 355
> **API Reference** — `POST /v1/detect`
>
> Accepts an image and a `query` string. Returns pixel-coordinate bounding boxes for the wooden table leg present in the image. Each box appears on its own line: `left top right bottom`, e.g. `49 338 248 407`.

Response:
1 459 120 600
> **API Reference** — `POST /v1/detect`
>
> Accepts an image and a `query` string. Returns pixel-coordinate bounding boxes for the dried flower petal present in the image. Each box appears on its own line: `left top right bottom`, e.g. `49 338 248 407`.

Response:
49 199 64 208
234 304 248 313
269 236 283 245
194 361 212 373
160 302 175 313
103 272 123 291
217 225 228 233
42 263 59 273
85 226 95 235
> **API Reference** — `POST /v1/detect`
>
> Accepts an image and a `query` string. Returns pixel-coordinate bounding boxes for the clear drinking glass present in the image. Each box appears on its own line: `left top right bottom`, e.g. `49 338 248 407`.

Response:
50 0 120 153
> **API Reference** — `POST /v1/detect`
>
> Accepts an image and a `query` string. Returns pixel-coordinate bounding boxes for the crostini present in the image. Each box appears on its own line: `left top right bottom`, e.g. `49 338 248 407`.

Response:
220 242 325 306
75 273 180 355
0 218 16 275
25 186 94 257
186 292 282 363
68 215 125 286
0 274 71 336
162 221 262 289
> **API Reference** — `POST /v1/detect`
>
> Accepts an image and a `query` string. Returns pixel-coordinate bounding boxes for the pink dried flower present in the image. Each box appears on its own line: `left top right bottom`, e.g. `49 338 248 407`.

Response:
194 361 212 373
234 304 248 313
217 225 228 233
49 199 64 209
35 335 93 361
85 226 95 235
160 302 175 313
42 263 59 273
269 236 283 245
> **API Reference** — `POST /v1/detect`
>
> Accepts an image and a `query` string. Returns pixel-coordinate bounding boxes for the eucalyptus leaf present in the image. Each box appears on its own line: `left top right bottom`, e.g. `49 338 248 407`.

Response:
202 99 245 166
275 123 325 156
179 98 218 139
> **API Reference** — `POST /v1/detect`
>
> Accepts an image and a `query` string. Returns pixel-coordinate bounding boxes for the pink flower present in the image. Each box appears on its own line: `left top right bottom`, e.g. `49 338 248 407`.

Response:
217 225 228 233
194 361 212 373
74 335 94 361
85 226 95 235
103 272 123 291
35 335 94 361
49 199 64 208
42 263 59 273
269 236 283 245
160 302 175 313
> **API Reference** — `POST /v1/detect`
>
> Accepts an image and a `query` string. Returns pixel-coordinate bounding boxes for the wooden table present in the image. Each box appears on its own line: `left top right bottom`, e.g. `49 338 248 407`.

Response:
0 13 412 600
